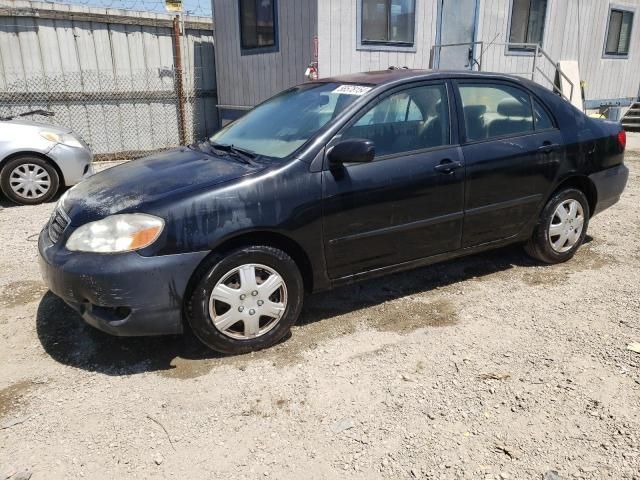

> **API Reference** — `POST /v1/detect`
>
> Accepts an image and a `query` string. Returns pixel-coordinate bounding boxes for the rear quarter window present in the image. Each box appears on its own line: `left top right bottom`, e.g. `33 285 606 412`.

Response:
533 98 554 129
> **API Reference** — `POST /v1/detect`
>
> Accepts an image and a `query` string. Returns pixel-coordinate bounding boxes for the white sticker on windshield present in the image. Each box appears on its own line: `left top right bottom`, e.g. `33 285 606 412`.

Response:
332 85 372 96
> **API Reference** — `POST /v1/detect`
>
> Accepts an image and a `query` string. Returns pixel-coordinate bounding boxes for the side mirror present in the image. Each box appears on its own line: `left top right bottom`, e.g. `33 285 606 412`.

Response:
328 138 375 166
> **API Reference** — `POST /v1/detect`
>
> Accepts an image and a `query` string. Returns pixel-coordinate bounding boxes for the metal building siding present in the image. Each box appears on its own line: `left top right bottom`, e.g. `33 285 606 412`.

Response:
474 0 553 84
577 0 640 103
476 0 640 103
317 0 438 76
212 0 318 109
316 0 640 104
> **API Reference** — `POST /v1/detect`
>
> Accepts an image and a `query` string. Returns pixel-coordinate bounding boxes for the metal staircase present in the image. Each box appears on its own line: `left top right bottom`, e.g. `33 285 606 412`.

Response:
621 102 640 132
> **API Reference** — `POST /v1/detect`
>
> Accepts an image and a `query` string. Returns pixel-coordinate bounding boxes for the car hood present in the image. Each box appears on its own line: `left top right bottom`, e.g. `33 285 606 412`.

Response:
62 146 267 225
2 119 73 133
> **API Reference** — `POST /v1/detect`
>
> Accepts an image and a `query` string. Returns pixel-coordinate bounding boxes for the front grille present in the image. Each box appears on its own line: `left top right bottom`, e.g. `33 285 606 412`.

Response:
48 207 70 244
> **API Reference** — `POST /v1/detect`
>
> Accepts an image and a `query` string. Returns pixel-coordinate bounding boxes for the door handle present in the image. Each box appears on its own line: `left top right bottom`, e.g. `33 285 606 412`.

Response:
434 159 462 174
538 142 559 153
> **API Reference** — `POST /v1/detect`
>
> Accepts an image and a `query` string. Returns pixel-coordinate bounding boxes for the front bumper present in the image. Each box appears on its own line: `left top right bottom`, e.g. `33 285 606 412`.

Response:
48 143 94 186
589 163 629 215
38 228 208 336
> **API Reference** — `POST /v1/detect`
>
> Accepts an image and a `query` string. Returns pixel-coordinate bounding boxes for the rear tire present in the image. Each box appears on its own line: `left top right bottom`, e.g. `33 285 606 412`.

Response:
525 188 590 264
185 245 304 355
0 155 59 205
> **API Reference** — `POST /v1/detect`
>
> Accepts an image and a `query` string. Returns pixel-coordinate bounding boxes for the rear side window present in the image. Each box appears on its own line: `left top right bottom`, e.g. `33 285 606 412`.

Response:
342 84 450 157
458 84 534 141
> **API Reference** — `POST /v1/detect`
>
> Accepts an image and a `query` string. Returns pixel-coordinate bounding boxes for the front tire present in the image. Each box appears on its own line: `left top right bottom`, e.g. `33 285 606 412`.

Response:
525 188 590 264
185 245 304 354
0 156 60 205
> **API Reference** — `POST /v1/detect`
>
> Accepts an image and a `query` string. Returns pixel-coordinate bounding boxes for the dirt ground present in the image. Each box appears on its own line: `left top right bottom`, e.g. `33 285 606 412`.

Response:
1 142 639 480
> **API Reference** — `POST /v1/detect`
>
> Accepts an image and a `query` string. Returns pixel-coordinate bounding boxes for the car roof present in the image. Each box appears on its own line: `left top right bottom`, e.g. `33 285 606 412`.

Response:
321 69 533 87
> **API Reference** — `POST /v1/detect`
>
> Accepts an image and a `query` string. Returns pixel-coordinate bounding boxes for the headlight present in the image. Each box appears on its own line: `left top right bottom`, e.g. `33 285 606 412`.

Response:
66 214 164 253
40 131 84 149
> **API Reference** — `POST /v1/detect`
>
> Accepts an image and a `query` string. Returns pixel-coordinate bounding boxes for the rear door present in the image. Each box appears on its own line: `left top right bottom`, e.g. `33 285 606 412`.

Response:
453 80 563 247
322 81 465 279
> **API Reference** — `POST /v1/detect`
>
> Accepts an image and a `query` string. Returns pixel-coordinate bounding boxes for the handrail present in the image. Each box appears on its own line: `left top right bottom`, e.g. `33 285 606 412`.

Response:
536 67 571 102
429 42 485 70
537 47 574 101
431 41 485 48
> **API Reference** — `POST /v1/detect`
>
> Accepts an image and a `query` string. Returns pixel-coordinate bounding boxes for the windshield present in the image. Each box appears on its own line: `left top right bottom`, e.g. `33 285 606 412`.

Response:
210 82 372 159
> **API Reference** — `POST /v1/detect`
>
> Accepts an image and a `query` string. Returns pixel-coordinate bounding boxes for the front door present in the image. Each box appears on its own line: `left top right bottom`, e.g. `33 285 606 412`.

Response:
436 0 479 70
322 82 465 279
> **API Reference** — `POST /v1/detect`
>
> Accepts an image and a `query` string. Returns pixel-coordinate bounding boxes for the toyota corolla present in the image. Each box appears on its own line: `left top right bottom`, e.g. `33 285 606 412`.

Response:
38 70 628 354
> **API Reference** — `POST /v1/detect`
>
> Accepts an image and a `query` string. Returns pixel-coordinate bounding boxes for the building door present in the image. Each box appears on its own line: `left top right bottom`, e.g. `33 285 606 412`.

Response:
436 0 479 70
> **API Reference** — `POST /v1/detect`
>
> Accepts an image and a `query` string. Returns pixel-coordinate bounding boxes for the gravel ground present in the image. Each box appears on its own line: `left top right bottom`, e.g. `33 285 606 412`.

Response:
0 147 639 480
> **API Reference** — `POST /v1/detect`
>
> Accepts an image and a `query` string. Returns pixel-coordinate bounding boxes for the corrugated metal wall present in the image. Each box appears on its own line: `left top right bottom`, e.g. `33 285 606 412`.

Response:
212 0 317 110
0 0 217 156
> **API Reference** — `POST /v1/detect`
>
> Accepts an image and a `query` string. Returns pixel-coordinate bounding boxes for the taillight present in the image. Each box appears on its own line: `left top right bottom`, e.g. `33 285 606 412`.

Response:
617 129 626 151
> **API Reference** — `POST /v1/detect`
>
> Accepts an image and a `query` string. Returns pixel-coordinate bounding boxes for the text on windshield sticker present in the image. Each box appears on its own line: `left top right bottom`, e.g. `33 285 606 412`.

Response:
332 85 372 96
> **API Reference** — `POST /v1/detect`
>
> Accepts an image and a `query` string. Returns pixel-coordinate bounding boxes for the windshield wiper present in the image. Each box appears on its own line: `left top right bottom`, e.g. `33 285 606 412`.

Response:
208 142 259 166
0 109 55 121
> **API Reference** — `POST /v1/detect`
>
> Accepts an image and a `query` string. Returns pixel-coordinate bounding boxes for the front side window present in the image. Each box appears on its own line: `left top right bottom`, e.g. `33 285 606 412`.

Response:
362 0 416 45
210 82 368 159
604 8 634 56
342 84 450 157
458 84 534 141
239 0 277 51
509 0 548 50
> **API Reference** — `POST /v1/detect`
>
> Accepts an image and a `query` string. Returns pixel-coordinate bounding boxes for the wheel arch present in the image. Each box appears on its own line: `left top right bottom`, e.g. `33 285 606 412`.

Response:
0 150 66 188
549 175 597 215
189 230 315 295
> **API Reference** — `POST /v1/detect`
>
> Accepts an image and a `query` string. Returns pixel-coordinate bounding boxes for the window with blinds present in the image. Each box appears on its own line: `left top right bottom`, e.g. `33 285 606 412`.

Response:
361 0 416 45
605 8 634 56
508 0 548 51
239 0 277 52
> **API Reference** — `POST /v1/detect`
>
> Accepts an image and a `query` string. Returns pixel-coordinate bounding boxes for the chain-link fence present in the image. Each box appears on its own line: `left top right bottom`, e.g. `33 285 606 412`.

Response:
0 68 217 160
0 0 217 161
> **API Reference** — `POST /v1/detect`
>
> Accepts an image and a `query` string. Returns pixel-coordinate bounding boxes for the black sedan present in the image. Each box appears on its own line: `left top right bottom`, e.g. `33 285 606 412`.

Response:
39 70 629 354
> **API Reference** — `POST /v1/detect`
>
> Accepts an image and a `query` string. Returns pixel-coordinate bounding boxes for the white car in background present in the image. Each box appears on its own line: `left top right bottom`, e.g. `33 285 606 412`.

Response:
0 110 94 205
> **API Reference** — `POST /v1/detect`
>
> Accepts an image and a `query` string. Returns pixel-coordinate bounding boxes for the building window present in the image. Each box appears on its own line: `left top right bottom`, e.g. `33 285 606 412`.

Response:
604 7 634 57
239 0 277 52
508 0 548 50
361 0 415 46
